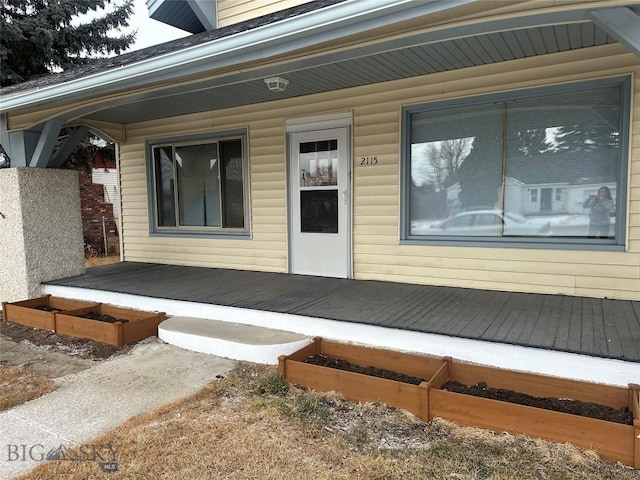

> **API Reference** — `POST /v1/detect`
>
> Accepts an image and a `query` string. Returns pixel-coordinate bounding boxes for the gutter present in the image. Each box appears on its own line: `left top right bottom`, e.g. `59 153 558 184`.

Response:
0 0 476 113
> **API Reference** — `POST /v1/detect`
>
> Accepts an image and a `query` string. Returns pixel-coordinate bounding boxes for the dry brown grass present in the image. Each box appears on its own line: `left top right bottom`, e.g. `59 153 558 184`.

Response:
0 366 56 411
17 364 638 480
84 255 121 268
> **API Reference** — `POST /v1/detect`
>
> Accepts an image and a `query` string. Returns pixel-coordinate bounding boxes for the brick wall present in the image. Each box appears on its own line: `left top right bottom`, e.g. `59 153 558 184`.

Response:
79 172 118 253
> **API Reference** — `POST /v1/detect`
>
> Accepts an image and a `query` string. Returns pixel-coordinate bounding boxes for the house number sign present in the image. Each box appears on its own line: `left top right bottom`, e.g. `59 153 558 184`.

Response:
360 156 379 166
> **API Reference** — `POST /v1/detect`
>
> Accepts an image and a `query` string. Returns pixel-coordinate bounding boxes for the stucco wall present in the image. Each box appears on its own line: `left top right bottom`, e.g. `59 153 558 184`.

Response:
0 169 29 302
0 168 85 303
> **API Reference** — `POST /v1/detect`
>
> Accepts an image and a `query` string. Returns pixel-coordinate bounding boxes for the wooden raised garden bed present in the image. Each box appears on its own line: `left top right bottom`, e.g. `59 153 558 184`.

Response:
278 337 444 420
428 358 640 467
279 339 639 468
2 295 97 331
55 304 166 347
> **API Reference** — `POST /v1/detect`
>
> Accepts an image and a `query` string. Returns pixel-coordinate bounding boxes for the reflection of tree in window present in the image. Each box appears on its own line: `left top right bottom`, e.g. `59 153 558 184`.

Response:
407 81 625 241
220 140 244 228
410 104 502 221
505 86 621 220
154 147 176 227
411 138 473 221
456 108 503 211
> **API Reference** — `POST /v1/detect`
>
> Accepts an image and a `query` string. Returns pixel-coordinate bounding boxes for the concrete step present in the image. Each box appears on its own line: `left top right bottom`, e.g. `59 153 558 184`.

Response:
158 316 311 364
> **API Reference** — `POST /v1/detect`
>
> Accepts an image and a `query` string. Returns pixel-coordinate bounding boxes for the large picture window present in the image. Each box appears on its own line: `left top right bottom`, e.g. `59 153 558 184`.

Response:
149 131 248 236
402 78 629 247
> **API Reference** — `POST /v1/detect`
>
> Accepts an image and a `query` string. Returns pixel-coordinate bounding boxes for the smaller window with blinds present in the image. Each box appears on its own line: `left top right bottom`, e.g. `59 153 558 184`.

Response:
148 131 249 237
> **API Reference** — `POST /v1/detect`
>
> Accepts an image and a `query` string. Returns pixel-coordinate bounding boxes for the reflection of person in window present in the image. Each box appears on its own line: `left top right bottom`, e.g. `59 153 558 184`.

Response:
583 186 614 238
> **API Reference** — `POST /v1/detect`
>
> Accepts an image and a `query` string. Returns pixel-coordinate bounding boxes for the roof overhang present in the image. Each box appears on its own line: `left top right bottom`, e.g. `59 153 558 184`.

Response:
1 1 638 129
147 0 215 34
1 0 474 113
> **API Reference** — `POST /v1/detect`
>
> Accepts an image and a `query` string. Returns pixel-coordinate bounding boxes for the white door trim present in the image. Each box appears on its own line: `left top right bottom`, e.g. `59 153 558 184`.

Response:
287 116 352 278
285 111 352 133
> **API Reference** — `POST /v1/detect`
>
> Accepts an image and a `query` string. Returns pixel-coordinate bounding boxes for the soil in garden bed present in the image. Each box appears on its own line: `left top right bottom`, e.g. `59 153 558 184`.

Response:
33 306 57 312
0 318 134 360
79 312 129 324
304 354 425 385
441 380 633 425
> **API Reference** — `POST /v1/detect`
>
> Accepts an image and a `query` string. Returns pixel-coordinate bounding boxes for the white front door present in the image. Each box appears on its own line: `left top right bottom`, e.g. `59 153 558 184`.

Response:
289 127 350 278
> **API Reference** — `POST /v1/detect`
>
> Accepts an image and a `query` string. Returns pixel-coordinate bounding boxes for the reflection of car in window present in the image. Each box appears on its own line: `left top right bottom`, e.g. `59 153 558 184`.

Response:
413 210 551 236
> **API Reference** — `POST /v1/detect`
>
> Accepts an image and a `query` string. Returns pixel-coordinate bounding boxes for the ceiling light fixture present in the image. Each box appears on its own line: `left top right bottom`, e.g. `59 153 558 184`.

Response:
264 76 289 92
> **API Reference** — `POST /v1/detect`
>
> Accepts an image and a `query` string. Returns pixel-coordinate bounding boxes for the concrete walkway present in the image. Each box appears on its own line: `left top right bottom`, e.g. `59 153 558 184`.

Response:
0 339 236 479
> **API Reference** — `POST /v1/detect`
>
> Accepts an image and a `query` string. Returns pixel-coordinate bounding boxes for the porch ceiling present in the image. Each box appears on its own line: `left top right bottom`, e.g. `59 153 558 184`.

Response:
81 20 619 125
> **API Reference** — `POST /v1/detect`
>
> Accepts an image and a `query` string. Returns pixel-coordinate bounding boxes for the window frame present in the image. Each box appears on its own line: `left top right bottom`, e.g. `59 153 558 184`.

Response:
400 76 631 250
146 129 251 238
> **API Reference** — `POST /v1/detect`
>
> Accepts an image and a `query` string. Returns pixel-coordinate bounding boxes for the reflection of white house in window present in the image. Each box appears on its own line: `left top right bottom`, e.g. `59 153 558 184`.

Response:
406 79 625 242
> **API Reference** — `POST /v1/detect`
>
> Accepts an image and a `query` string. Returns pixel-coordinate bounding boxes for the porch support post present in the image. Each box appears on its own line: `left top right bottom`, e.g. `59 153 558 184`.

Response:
0 117 65 168
4 129 40 168
0 114 10 157
29 117 65 167
50 125 89 168
0 168 85 303
588 7 640 58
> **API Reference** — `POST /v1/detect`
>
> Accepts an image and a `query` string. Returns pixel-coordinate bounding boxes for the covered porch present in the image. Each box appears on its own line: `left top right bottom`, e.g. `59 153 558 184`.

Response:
43 262 640 387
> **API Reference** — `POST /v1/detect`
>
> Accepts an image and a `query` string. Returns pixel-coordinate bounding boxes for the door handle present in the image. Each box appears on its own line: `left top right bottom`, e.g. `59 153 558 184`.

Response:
342 189 347 205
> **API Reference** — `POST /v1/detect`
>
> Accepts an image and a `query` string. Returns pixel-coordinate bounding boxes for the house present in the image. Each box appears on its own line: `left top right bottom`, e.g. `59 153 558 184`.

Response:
0 1 638 383
78 166 120 255
1 0 638 295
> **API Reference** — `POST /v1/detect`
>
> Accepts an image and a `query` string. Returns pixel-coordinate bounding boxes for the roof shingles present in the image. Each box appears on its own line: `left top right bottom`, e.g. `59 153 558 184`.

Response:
0 0 345 95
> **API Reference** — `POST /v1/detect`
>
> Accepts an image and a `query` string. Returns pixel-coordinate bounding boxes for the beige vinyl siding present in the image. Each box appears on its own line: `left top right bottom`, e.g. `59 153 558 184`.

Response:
119 43 640 300
216 0 309 27
213 0 631 29
80 121 125 142
121 112 289 272
5 0 629 133
352 46 640 301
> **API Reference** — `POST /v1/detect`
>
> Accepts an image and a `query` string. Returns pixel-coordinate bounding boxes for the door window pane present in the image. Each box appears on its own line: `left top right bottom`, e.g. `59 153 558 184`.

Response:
299 140 338 186
300 190 338 233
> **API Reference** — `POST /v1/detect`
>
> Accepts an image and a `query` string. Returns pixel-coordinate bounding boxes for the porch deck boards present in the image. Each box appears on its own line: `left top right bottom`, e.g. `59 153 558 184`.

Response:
45 262 640 362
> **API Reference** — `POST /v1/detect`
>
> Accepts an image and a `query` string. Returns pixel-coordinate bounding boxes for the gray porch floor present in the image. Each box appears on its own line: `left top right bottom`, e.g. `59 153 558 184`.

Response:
45 262 640 363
